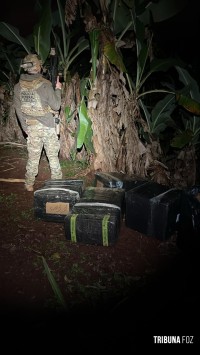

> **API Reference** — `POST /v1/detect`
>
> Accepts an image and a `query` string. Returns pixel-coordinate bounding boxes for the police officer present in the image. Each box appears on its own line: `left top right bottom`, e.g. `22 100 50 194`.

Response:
14 54 63 191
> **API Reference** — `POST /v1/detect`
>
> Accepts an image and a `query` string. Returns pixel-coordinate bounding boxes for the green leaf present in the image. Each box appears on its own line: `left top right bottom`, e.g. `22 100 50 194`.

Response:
176 94 200 116
64 105 74 123
137 42 148 87
134 16 147 86
104 41 127 73
139 58 181 90
77 100 89 149
175 66 200 100
150 94 176 134
111 0 134 34
175 66 200 141
41 256 67 310
0 22 31 53
33 0 52 63
170 129 194 149
57 0 67 58
67 38 89 70
150 58 180 73
84 119 95 154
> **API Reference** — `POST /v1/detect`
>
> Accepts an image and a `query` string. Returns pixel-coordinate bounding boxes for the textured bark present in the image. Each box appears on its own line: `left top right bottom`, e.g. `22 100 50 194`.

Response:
0 100 26 144
59 74 83 160
173 145 196 187
88 69 156 177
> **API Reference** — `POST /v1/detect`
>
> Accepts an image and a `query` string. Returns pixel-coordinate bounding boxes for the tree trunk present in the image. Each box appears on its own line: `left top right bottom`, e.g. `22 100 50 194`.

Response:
88 69 158 177
0 98 26 144
59 74 82 160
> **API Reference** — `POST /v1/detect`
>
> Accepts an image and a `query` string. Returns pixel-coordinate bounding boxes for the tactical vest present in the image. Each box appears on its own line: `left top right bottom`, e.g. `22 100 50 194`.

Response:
19 77 55 116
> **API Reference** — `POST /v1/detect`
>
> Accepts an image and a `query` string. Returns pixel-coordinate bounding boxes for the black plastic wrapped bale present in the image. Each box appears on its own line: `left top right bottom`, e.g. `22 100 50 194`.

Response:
44 179 84 196
64 211 120 246
95 171 148 191
80 186 125 216
125 181 182 240
34 185 81 222
177 185 200 252
71 201 121 219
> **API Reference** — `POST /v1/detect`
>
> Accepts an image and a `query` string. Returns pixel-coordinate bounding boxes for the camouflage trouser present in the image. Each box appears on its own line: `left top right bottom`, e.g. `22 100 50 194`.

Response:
25 122 62 186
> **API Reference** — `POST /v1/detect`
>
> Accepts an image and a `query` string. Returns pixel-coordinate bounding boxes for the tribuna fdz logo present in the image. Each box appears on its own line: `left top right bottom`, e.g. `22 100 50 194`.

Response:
153 336 194 344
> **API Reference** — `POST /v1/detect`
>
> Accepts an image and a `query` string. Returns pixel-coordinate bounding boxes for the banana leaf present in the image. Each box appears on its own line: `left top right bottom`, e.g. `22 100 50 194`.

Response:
77 99 89 149
138 58 181 91
64 106 75 123
67 38 90 70
175 65 200 147
176 94 200 116
33 0 52 63
0 22 31 53
84 119 95 154
171 129 194 149
57 0 67 58
175 66 200 100
150 94 176 134
103 41 127 73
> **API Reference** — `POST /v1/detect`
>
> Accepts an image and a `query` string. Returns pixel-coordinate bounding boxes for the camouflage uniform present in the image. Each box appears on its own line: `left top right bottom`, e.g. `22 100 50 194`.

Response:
13 54 63 189
26 122 62 186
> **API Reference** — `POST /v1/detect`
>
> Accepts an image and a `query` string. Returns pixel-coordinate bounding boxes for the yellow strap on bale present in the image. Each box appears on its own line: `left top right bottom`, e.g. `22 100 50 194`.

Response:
70 214 78 242
102 214 110 246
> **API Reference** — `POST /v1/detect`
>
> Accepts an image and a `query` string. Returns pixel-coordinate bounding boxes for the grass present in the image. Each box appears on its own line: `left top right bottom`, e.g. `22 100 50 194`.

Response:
41 255 68 310
20 208 34 220
60 159 89 179
0 193 17 205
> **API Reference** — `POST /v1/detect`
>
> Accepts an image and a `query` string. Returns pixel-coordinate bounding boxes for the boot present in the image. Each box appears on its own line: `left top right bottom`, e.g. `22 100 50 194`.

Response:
25 184 34 192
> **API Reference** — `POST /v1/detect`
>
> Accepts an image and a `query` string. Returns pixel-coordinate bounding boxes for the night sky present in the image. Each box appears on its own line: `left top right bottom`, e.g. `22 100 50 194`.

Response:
0 1 62 36
153 0 200 61
1 0 38 35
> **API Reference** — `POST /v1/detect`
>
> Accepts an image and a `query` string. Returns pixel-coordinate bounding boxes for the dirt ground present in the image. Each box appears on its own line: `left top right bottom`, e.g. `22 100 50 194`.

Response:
0 144 199 352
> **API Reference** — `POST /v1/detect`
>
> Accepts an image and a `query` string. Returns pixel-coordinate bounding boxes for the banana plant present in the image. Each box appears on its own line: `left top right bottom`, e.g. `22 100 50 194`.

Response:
51 0 91 156
52 0 90 84
33 0 52 63
0 0 52 68
100 0 200 138
0 0 91 160
66 0 199 146
89 29 100 84
0 22 32 54
127 3 200 143
171 67 200 149
77 97 94 153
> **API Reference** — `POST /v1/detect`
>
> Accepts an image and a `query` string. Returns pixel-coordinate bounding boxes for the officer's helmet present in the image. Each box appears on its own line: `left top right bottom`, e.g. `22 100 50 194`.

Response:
21 54 42 74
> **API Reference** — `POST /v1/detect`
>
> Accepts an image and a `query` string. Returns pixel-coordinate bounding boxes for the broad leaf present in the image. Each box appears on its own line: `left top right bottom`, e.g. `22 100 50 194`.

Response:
176 94 200 116
139 58 181 90
175 65 200 145
67 38 90 70
104 41 127 73
57 0 67 58
77 100 89 149
64 105 75 123
175 66 200 101
33 0 52 63
171 129 194 149
0 22 31 53
150 94 176 134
